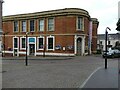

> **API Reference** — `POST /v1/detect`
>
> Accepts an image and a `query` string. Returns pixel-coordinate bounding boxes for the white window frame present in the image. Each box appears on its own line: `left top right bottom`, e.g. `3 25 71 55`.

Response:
76 17 84 31
47 17 54 31
13 37 19 49
20 37 26 50
37 36 44 50
21 20 26 32
39 19 44 32
14 21 19 32
47 36 55 51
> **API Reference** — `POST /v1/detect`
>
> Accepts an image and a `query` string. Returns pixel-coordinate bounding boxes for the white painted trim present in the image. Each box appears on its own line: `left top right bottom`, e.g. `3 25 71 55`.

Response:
39 19 45 32
37 36 44 50
20 37 26 50
75 35 85 56
47 17 55 31
13 37 19 56
21 20 27 32
46 36 55 51
28 37 36 56
13 21 19 32
2 51 13 53
36 52 75 56
82 36 85 56
76 16 84 31
13 51 75 56
18 51 26 54
74 35 77 54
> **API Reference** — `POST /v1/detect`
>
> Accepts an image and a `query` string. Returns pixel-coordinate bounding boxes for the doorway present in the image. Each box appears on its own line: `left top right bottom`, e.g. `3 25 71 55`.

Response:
77 38 82 55
29 44 35 55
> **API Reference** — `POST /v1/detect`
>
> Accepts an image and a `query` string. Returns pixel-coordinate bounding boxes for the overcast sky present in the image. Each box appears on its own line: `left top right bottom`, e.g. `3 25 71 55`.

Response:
2 0 119 34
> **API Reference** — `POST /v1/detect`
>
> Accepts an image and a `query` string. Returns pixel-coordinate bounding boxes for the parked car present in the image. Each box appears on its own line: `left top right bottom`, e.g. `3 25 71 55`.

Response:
102 49 120 58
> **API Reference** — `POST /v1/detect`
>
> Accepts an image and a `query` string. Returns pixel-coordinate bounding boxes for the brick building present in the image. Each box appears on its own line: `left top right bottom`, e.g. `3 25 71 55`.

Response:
0 0 3 52
2 8 99 56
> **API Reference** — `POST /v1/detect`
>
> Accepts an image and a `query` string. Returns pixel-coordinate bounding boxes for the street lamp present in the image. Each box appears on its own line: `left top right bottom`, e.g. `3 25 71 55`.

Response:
25 32 29 66
105 27 111 69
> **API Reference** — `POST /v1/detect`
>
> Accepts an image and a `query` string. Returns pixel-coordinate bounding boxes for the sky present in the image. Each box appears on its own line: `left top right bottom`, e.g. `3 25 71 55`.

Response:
2 0 120 34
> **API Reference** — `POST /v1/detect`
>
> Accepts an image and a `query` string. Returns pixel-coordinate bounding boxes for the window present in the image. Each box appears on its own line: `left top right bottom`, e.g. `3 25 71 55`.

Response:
30 20 34 32
48 18 54 31
77 17 83 30
20 37 26 49
22 21 26 32
108 41 110 45
39 19 44 32
14 21 18 32
13 37 18 48
100 41 102 45
47 36 55 50
38 37 44 50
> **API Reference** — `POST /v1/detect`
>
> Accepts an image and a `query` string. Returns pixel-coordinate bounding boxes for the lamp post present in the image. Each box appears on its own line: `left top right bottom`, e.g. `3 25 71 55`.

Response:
105 27 111 69
25 32 29 66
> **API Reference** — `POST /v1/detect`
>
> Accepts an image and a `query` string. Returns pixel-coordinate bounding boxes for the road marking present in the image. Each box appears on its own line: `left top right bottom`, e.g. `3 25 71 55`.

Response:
79 67 102 88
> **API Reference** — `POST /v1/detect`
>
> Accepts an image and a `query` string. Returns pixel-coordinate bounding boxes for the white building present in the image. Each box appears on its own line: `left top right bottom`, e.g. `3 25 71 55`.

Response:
97 33 120 51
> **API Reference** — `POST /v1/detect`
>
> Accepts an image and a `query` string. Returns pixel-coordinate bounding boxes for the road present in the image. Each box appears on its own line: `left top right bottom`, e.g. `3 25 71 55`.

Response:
2 55 118 88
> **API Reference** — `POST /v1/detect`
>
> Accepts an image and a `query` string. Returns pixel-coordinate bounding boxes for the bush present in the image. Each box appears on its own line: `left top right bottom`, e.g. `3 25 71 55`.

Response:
96 49 102 54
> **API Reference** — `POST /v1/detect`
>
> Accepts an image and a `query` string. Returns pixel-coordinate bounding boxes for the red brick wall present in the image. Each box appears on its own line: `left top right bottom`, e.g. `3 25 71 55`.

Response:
2 14 98 55
92 22 98 53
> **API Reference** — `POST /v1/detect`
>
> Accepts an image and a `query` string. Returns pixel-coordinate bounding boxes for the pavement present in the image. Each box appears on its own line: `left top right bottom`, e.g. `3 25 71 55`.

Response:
80 67 119 88
2 56 74 60
80 57 119 89
1 55 119 88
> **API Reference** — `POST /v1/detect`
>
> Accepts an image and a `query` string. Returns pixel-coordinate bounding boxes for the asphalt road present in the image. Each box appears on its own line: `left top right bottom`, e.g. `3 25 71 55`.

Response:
2 55 118 88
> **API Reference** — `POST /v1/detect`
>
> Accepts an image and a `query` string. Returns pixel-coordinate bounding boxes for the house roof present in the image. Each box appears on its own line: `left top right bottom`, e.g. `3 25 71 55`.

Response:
97 33 120 40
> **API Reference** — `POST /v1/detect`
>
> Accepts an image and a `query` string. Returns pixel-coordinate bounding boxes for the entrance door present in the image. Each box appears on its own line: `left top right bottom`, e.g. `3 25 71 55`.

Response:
77 38 82 55
29 44 35 55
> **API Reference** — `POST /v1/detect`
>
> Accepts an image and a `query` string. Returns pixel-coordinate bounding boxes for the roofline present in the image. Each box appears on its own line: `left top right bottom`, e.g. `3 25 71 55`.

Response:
98 33 119 35
3 8 91 21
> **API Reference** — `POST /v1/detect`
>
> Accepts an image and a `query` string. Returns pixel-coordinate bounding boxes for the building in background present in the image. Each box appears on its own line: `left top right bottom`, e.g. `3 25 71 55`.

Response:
97 33 119 51
0 0 3 52
2 8 99 56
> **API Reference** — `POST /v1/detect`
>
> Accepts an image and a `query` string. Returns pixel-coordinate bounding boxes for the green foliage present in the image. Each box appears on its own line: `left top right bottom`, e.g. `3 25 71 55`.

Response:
96 49 102 54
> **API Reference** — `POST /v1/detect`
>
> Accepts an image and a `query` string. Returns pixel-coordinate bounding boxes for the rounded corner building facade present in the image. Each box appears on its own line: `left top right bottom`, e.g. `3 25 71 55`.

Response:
2 8 99 56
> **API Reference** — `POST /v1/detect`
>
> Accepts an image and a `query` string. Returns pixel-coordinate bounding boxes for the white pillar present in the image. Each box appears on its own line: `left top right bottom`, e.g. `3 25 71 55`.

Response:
74 35 77 55
82 36 85 56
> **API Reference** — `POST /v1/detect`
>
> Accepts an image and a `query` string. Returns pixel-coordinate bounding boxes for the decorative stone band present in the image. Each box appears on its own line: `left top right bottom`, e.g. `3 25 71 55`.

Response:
0 33 87 37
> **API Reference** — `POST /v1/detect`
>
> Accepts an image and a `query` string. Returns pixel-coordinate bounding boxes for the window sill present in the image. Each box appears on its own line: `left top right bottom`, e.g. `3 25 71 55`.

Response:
76 29 84 31
20 48 26 50
13 31 19 33
47 30 54 32
37 49 44 50
47 49 54 51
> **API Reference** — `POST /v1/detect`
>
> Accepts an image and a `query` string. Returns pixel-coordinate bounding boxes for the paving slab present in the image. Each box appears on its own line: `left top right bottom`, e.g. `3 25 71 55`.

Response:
80 67 119 88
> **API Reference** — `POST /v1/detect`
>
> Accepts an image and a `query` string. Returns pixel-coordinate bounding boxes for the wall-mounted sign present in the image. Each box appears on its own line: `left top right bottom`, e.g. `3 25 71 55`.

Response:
55 45 61 50
29 38 35 43
67 45 74 50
